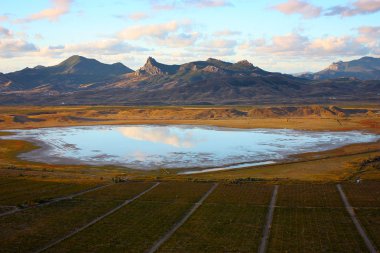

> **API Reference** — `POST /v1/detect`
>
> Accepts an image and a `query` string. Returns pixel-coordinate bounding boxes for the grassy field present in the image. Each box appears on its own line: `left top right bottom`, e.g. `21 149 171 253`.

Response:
356 208 380 248
342 181 380 207
268 207 367 252
0 182 154 253
0 180 378 252
276 184 343 207
46 182 212 253
157 184 274 252
343 182 380 249
0 177 99 207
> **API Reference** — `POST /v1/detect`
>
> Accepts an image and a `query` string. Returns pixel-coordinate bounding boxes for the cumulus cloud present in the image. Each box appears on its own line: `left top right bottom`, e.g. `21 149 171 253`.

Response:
357 26 380 52
213 29 241 36
67 39 148 55
119 21 187 40
325 0 380 17
0 26 12 37
240 32 374 58
192 39 237 56
272 0 322 18
36 39 148 59
308 36 369 56
0 39 38 58
273 0 380 18
118 20 199 47
18 0 73 22
127 12 150 21
156 32 201 47
251 33 309 54
151 0 232 10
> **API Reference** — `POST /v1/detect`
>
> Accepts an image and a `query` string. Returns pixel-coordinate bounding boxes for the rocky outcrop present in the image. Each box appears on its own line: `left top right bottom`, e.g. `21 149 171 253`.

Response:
135 57 179 76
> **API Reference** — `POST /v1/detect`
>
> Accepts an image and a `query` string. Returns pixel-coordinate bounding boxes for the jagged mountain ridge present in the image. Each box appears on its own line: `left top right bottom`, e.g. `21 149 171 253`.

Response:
0 55 379 105
300 56 380 80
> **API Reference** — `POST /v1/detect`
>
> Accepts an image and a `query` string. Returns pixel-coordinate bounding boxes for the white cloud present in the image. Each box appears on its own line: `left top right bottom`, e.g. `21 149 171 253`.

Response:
192 39 237 56
128 12 150 21
0 39 38 58
240 32 373 58
151 0 232 10
325 0 380 17
119 20 187 40
66 39 148 55
213 29 241 37
0 26 12 37
272 0 322 18
17 0 73 22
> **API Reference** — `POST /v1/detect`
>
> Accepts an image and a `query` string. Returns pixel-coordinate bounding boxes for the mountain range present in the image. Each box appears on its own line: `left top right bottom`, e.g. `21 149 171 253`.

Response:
299 57 380 80
0 55 379 105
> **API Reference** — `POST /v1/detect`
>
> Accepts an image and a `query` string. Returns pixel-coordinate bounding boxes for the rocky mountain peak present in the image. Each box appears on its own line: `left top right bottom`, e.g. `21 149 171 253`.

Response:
327 61 344 71
236 60 253 67
136 57 180 76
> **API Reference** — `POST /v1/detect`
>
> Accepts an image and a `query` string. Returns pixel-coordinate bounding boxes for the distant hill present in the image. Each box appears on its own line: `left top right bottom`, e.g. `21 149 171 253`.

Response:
0 55 379 105
1 55 133 92
300 56 380 80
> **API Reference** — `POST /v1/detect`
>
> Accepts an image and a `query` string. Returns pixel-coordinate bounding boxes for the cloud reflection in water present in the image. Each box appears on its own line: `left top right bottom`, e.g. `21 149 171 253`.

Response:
118 126 197 148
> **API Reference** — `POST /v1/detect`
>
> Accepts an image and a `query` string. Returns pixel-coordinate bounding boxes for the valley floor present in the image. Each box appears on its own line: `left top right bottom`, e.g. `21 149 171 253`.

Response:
0 104 379 182
0 105 379 252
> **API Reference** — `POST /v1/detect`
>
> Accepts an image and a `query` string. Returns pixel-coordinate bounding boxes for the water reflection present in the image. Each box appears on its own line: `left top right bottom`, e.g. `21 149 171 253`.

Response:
2 125 378 171
118 126 197 148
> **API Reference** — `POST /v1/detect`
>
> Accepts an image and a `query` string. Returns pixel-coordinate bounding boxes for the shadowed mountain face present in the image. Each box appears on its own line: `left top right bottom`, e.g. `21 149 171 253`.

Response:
0 55 379 105
1 55 133 91
301 57 380 80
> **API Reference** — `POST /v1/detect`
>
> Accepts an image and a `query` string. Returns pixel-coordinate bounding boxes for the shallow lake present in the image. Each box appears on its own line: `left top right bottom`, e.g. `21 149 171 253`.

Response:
3 125 378 173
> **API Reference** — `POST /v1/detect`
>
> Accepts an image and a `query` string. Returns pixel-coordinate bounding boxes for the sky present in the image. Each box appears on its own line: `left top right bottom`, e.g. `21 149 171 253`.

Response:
0 0 379 73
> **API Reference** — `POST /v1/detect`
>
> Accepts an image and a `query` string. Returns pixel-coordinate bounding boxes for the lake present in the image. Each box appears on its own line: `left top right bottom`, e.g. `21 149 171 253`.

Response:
3 125 378 173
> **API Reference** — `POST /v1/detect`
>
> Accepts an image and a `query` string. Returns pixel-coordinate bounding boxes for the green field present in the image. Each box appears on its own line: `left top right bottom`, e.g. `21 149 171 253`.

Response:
157 184 274 252
276 184 343 207
46 182 212 253
0 182 154 253
268 207 367 252
342 181 380 207
0 179 379 252
343 182 380 249
0 178 98 207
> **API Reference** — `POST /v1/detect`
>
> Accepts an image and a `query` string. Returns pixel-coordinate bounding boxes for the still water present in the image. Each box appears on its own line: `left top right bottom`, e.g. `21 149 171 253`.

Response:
3 125 378 172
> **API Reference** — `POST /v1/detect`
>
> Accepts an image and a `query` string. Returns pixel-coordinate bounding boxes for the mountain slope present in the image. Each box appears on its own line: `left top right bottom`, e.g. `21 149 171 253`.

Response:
0 56 379 105
4 55 133 91
301 56 380 80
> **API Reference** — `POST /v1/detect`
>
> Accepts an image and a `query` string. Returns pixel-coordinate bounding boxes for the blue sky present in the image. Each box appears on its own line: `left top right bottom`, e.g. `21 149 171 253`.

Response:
0 0 379 73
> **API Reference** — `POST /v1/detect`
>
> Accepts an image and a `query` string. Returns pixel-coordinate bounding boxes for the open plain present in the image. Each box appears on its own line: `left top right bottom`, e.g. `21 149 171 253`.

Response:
0 105 379 252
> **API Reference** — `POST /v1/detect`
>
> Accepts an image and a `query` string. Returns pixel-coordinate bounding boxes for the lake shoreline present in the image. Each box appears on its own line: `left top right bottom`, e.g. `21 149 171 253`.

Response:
2 124 378 173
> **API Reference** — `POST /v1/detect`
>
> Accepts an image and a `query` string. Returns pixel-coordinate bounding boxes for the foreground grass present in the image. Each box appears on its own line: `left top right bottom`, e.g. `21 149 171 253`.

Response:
0 180 379 252
268 207 367 252
0 182 153 253
356 208 380 248
0 178 98 206
47 182 212 253
342 181 380 207
158 184 274 252
276 184 344 207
